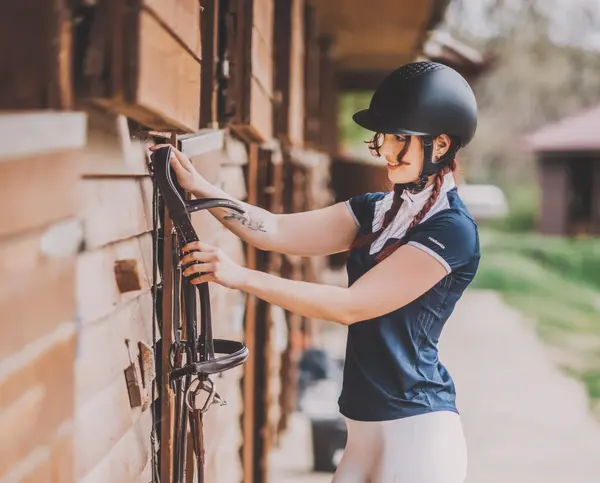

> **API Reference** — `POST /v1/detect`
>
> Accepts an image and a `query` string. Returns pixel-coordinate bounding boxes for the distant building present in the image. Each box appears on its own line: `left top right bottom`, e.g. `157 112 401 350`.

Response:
524 104 600 236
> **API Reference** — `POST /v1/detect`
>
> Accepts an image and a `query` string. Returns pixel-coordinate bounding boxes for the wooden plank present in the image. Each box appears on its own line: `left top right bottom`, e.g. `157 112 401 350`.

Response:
142 0 202 60
75 367 145 480
78 409 152 483
220 166 248 200
132 10 201 132
248 77 273 142
273 0 293 141
190 152 223 186
179 129 225 157
76 234 153 325
254 147 273 483
200 366 245 482
225 0 273 144
7 423 73 483
252 0 273 48
251 27 273 97
159 137 177 483
76 292 153 406
80 4 201 133
0 253 75 360
0 112 86 160
83 108 149 177
289 0 305 146
0 151 80 239
0 333 75 479
223 134 250 167
199 0 220 128
0 0 72 110
81 178 151 249
241 143 259 483
50 425 74 483
303 3 320 146
318 35 338 153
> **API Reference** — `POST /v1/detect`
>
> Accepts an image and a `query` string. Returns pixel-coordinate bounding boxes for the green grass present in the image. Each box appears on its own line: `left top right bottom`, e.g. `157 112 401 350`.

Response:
473 227 600 417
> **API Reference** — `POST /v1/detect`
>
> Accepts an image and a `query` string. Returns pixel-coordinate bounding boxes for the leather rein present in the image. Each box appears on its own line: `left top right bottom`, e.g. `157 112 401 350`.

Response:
149 146 249 482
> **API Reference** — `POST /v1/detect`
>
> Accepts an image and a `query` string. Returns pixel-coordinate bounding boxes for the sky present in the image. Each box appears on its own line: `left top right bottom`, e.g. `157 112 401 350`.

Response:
444 0 600 50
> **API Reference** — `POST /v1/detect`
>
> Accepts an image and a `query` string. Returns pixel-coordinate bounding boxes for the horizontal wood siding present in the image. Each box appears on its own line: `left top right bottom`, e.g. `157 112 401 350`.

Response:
74 110 155 483
0 112 85 483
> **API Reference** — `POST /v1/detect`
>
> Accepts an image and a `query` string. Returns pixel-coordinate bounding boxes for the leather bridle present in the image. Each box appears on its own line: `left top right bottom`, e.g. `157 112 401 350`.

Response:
149 145 249 482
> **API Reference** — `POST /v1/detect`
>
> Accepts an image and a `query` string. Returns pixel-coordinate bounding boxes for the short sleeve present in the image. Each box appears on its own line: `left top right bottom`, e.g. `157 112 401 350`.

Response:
345 192 386 231
406 212 478 274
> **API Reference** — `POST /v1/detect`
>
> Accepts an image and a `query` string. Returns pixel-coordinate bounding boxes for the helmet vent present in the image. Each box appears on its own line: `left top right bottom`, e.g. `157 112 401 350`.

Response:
393 61 445 80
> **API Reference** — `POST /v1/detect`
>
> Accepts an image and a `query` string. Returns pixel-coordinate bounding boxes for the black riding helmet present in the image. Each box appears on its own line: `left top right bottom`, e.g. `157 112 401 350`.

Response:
353 61 478 191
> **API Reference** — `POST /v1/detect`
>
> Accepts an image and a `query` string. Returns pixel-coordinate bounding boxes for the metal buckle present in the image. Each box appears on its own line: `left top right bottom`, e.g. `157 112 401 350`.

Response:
185 377 227 413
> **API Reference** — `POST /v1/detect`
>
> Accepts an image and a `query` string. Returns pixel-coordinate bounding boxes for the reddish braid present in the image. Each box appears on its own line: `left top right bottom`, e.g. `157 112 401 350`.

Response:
350 134 413 251
350 132 460 262
350 183 405 250
376 158 457 263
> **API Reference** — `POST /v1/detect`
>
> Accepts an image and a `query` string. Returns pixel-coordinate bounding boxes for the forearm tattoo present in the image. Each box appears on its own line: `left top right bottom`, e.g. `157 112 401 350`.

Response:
223 210 267 232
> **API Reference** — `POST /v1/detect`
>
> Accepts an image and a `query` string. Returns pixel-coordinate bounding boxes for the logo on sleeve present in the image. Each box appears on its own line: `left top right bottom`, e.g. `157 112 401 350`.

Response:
428 236 446 250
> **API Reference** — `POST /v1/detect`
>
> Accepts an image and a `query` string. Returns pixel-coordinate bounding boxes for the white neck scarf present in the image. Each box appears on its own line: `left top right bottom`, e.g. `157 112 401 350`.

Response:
369 172 456 255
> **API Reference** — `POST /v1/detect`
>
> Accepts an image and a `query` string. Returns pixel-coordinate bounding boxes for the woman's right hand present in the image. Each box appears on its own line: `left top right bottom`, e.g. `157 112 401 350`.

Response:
149 144 209 195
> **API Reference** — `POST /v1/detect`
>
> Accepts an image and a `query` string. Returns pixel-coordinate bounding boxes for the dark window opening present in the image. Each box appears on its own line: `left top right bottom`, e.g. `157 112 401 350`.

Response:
568 158 594 234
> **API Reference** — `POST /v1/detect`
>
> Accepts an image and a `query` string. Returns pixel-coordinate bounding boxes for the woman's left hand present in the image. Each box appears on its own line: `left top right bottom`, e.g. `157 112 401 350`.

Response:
180 241 248 289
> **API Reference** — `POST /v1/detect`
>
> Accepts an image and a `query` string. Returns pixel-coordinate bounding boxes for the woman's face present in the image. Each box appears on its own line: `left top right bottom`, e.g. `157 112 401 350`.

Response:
378 134 423 184
377 134 450 184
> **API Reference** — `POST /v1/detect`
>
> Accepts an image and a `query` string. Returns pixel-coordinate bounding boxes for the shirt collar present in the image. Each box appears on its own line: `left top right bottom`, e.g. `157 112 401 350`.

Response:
400 172 456 209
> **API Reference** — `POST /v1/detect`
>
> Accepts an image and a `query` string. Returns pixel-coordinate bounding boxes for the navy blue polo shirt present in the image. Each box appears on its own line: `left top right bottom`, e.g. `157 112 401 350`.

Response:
339 181 480 422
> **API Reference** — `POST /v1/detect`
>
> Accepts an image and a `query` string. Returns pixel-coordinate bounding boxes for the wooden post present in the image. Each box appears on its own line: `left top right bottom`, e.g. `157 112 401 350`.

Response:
200 0 220 129
318 34 339 155
303 2 320 148
242 142 259 483
159 135 178 483
0 0 73 110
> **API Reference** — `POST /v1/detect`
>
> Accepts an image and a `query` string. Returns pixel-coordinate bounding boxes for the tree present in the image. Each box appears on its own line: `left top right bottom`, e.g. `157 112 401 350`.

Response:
441 0 600 184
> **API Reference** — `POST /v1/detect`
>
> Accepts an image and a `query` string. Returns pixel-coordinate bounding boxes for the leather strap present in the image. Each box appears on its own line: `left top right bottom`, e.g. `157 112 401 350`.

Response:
150 145 249 482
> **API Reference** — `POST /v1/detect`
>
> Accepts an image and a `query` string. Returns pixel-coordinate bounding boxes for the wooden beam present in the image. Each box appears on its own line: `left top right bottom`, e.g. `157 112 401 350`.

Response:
273 0 293 141
0 0 73 110
199 0 220 129
303 2 320 147
142 0 203 60
0 151 81 240
0 112 86 160
178 129 225 157
78 3 201 133
253 147 274 483
273 0 305 147
159 135 178 483
318 35 338 154
242 143 259 483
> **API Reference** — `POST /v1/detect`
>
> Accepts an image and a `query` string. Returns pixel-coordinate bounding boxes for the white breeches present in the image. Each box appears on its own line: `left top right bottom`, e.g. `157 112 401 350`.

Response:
332 411 468 483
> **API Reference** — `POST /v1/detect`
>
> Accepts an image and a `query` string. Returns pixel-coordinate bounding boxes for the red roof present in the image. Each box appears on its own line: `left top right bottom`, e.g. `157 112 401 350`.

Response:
523 104 600 152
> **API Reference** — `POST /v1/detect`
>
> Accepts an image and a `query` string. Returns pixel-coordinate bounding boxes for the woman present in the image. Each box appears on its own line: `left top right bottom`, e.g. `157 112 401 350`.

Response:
150 61 480 483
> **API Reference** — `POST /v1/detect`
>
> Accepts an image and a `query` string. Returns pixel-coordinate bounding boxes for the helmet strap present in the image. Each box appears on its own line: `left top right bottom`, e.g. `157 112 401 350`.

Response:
403 136 460 193
402 136 435 193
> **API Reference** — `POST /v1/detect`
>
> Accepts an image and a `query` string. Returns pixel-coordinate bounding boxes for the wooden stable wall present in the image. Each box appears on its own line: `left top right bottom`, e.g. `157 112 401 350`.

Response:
0 0 406 481
76 0 203 133
0 113 86 483
74 109 156 483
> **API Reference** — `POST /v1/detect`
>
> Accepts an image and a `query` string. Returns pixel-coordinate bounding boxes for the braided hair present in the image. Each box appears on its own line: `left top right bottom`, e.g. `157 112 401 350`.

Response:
351 134 458 263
